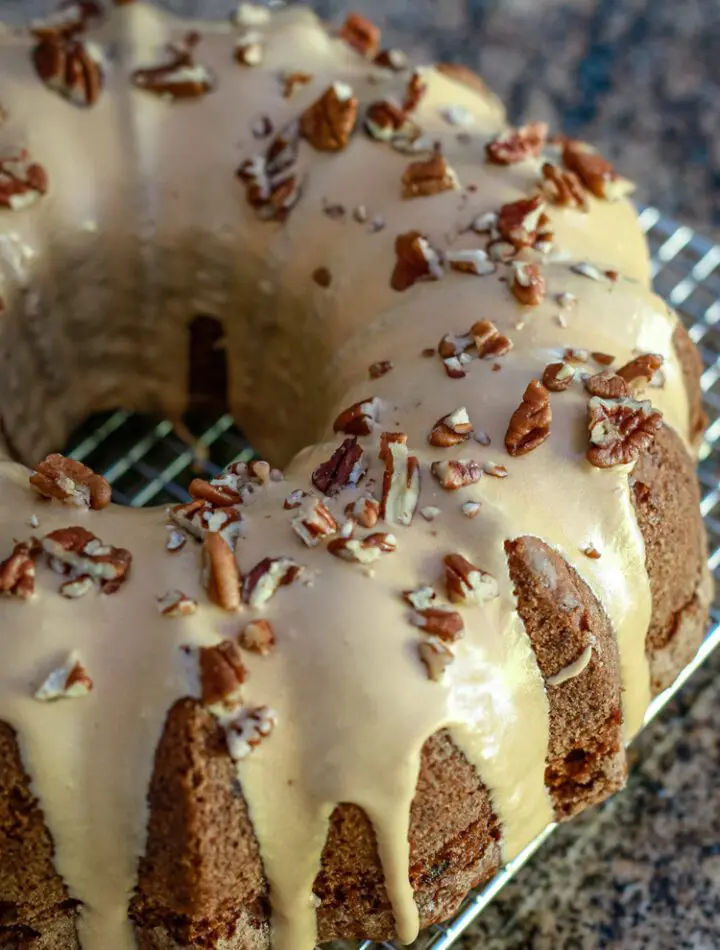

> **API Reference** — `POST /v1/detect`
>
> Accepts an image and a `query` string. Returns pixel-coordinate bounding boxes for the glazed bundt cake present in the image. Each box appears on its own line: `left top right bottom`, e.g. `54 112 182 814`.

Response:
0 2 712 949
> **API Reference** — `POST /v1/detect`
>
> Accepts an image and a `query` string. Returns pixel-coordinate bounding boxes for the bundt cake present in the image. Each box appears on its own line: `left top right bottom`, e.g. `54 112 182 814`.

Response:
0 2 712 949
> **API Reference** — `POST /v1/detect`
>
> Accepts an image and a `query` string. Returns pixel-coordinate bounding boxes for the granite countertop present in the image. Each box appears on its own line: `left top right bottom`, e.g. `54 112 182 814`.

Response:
3 2 720 948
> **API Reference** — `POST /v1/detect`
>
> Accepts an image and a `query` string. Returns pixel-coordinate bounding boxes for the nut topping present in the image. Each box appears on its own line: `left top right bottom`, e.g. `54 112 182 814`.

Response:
345 496 380 529
34 654 93 701
238 122 304 222
540 161 588 210
284 489 310 510
166 528 187 553
429 407 473 447
234 36 264 66
189 477 241 507
505 380 551 456
369 360 394 381
462 501 482 518
617 353 664 391
300 83 358 151
242 557 302 607
587 396 663 468
402 149 459 199
59 575 94 599
0 148 48 211
485 122 548 165
483 461 508 478
33 35 105 106
283 71 313 98
444 553 499 605
0 539 41 600
542 361 575 392
312 437 367 495
584 370 629 399
446 249 495 276
338 12 381 58
571 261 607 282
239 618 276 656
333 397 380 436
562 140 635 200
327 532 397 563
31 3 102 38
364 99 416 142
292 499 338 547
510 262 546 306
391 230 443 291
431 459 482 490
418 638 454 681
157 590 197 617
202 533 241 611
199 641 246 710
403 69 427 112
495 195 552 255
42 527 131 590
380 436 421 525
403 586 437 610
224 706 278 761
472 319 513 358
131 33 215 99
410 606 464 642
30 453 111 509
374 48 408 71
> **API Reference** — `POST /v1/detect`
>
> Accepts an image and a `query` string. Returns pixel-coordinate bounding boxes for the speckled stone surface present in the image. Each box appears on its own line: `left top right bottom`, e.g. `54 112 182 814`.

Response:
2 2 720 949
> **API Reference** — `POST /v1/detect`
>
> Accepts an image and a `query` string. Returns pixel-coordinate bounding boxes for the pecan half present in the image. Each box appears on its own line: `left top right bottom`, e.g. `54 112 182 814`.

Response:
410 606 464 642
301 83 358 151
30 453 111 509
224 706 278 760
333 397 380 436
0 539 40 600
380 435 421 525
444 554 499 605
587 396 663 468
542 361 575 392
429 407 473 447
239 618 276 656
34 654 93 701
312 437 367 495
391 230 443 291
199 640 246 710
505 380 551 456
292 499 338 547
338 12 380 57
242 557 302 607
402 149 459 199
202 533 241 611
584 370 629 399
33 35 104 106
418 638 454 681
131 33 215 99
0 148 48 210
345 496 380 529
42 527 131 590
431 459 482 490
510 262 546 306
472 319 512 358
403 69 427 112
327 532 397 563
562 140 635 200
617 353 664 391
485 121 547 165
540 161 588 210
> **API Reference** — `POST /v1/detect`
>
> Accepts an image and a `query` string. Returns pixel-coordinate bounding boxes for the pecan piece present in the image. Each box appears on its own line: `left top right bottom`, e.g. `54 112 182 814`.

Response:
542 361 575 392
444 554 499 605
510 262 546 306
157 590 198 617
364 99 415 142
33 35 105 106
584 370 629 399
202 533 241 611
338 12 381 58
369 360 393 379
34 654 93 701
42 527 131 589
429 407 473 447
301 83 358 151
617 353 664 391
446 249 495 276
403 69 427 112
131 33 214 99
30 453 111 509
402 148 459 199
418 638 454 681
30 3 102 38
327 532 397 563
496 195 550 252
431 459 482 490
562 141 635 200
380 435 421 525
403 586 437 610
234 36 263 66
333 396 380 436
0 148 48 210
345 496 380 529
284 489 310 510
283 71 313 98
0 539 40 600
472 319 512 358
587 396 663 468
239 619 276 656
485 121 547 164
391 230 443 291
374 48 408 71
224 706 278 760
199 640 246 710
242 557 302 607
540 161 588 210
312 437 367 495
410 606 464 642
189 478 241 507
292 499 338 547
505 380 551 456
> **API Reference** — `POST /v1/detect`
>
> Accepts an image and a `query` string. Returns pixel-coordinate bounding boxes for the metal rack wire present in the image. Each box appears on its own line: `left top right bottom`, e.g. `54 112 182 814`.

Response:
66 210 720 950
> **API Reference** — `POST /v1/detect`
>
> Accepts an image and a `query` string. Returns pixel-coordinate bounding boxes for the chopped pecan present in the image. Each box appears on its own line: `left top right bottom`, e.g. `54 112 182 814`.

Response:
587 396 663 468
283 71 313 98
292 499 338 547
435 62 488 95
443 357 466 378
300 83 358 151
34 654 93 701
30 3 101 38
418 638 454 681
617 353 664 391
345 496 380 529
429 407 473 447
571 261 607 282
444 554 499 605
483 461 508 477
42 527 131 590
540 161 588 210
403 69 427 112
239 618 276 656
59 575 94 599
33 34 104 106
420 505 442 521
462 501 482 518
369 360 393 381
472 319 512 358
30 453 111 509
327 532 397 563
365 99 415 142
224 706 278 760
131 33 214 99
505 380 551 456
202 533 241 611
431 459 482 490
166 528 187 553
410 605 464 641
562 140 635 200
189 478 241 507
0 539 40 600
312 266 332 288
485 121 547 165
542 361 575 392
238 120 303 222
242 556 302 607
446 249 495 276
380 435 420 525
199 640 246 710
403 586 437 610
592 351 615 366
333 397 380 436
284 489 310 510
402 148 459 199
203 459 272 506
157 590 198 617
0 148 48 210
170 500 242 546
234 36 263 66
496 195 550 253
391 230 443 291
564 347 590 363
583 544 602 560
312 437 367 495
584 370 629 399
438 330 473 359
338 12 381 57
510 262 546 306
374 48 408 71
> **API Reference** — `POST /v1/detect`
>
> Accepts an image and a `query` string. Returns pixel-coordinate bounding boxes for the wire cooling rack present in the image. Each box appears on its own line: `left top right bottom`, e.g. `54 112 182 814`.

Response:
66 209 720 950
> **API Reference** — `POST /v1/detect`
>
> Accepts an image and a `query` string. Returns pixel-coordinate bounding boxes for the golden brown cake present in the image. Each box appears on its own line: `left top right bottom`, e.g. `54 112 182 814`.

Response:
0 3 711 949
